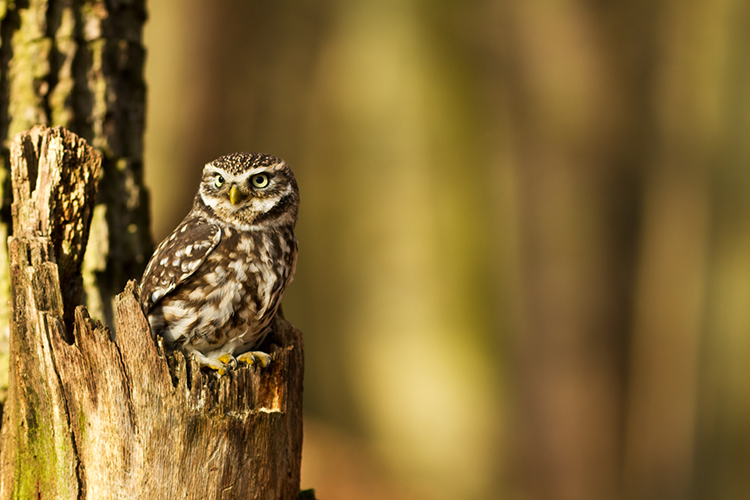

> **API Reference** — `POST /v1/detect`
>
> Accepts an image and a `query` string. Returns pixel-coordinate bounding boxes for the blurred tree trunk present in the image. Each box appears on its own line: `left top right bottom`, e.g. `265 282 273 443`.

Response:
502 2 640 499
0 0 151 409
502 0 750 499
624 1 750 499
693 2 750 498
0 126 305 499
622 2 712 498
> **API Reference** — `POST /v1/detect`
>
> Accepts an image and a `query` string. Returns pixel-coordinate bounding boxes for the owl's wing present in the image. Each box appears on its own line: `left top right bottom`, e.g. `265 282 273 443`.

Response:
139 218 222 312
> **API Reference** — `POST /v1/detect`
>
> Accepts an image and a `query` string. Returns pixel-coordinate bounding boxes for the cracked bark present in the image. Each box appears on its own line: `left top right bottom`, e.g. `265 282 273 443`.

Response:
0 0 152 408
0 126 305 499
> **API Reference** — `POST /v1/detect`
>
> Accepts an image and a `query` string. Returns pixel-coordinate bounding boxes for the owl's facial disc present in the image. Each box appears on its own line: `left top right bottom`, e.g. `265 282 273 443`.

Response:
196 153 298 230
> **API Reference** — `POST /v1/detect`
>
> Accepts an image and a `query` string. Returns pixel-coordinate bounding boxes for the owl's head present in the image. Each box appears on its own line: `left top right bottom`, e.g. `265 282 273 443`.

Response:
197 152 299 230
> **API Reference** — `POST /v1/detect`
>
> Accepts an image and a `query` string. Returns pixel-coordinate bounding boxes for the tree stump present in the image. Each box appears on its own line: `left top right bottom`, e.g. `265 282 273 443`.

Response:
0 126 304 499
0 0 151 411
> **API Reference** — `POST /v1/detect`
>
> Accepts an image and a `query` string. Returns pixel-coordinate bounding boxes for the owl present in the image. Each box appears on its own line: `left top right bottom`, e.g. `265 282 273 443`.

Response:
139 152 299 373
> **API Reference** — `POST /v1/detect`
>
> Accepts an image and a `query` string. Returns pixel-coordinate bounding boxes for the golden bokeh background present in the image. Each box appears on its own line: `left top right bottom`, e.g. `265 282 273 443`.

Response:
143 1 750 499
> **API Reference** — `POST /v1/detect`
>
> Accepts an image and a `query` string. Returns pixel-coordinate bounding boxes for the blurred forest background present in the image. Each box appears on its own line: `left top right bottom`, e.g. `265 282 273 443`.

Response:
143 1 750 499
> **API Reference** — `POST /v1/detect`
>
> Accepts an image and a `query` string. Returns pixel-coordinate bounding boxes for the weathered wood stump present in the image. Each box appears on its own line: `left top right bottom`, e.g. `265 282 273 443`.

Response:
0 126 304 499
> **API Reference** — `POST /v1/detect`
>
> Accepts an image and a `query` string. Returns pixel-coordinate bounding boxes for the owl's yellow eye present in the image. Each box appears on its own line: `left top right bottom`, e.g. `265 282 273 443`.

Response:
214 174 225 188
251 173 269 188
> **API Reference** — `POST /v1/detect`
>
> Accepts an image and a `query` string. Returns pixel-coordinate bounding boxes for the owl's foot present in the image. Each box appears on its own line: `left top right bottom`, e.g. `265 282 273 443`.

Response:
237 351 272 368
217 353 238 370
189 351 269 376
189 352 235 376
217 352 271 369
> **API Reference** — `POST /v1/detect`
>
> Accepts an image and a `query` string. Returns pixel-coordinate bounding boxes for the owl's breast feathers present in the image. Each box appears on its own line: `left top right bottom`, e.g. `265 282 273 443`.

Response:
140 218 297 353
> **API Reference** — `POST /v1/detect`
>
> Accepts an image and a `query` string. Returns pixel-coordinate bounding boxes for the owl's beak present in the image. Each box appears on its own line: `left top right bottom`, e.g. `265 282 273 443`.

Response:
229 184 242 205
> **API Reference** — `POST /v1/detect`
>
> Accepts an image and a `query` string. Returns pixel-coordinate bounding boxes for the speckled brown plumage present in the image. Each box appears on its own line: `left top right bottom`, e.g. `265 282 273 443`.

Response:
139 152 299 371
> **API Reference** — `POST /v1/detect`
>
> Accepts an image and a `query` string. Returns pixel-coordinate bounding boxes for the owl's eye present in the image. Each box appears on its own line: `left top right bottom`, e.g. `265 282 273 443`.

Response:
214 174 225 188
251 173 270 189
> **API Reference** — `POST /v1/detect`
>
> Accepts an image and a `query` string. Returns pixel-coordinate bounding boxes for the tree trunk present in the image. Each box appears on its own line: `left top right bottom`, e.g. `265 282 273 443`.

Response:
0 126 305 498
0 0 152 407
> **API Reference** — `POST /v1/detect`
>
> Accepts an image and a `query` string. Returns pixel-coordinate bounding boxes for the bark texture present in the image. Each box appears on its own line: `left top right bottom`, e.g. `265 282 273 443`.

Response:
0 0 151 406
0 126 305 499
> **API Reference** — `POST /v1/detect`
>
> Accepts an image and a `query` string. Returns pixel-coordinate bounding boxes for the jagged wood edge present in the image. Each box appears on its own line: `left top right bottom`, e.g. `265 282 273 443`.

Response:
1 126 303 498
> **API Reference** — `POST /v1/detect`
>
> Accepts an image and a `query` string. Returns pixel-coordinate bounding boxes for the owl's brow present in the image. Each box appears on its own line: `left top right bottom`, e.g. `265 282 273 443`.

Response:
203 167 224 178
232 164 283 183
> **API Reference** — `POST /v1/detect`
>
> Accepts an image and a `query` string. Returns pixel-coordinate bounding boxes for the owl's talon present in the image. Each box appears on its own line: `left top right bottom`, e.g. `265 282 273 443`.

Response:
237 351 271 368
217 353 237 370
199 358 231 376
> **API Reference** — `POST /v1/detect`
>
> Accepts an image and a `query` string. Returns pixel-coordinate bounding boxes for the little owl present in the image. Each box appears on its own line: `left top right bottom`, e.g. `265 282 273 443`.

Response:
139 152 298 373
